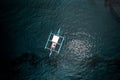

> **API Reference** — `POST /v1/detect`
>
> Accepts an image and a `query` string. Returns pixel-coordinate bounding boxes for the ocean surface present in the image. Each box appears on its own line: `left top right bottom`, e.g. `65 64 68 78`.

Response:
0 0 120 80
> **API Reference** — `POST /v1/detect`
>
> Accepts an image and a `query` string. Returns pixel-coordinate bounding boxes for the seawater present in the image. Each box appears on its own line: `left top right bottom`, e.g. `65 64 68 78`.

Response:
0 0 120 80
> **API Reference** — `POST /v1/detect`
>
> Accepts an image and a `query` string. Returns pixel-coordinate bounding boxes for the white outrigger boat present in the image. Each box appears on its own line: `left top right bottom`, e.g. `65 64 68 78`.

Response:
45 28 64 56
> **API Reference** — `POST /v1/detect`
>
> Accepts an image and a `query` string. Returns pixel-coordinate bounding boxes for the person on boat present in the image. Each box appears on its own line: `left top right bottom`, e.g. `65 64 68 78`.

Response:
51 42 57 49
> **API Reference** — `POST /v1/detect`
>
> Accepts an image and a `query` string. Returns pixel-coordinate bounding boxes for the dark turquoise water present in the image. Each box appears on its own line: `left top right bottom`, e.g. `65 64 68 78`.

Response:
0 0 120 80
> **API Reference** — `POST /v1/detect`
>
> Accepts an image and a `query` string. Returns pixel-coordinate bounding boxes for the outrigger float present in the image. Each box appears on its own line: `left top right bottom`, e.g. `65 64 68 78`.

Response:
45 28 64 57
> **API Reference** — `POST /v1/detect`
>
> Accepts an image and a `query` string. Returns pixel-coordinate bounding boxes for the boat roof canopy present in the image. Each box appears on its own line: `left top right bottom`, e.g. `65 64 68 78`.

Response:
52 35 59 43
